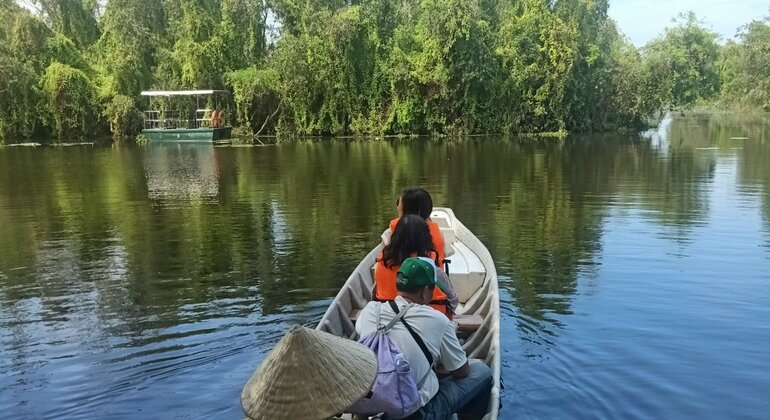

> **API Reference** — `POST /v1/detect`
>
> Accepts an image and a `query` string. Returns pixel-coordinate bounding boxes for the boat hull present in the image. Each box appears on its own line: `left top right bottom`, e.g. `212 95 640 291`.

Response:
317 208 501 419
142 127 232 142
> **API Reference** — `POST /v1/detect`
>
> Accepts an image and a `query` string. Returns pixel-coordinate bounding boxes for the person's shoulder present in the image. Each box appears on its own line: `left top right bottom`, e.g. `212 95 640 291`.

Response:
360 300 381 316
409 304 451 325
357 301 383 332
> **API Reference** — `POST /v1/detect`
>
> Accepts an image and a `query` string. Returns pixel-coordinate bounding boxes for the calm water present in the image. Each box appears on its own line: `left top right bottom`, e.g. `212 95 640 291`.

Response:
1 113 769 419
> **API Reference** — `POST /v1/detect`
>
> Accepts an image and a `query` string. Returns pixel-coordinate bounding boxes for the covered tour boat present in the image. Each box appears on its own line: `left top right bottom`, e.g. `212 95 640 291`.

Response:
140 90 233 142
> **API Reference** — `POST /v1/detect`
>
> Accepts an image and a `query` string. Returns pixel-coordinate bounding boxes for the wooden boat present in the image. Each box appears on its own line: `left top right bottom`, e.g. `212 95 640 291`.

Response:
317 208 501 420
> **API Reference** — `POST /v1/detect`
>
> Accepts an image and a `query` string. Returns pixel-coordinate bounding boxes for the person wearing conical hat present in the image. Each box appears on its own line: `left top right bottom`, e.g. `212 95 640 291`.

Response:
241 325 377 420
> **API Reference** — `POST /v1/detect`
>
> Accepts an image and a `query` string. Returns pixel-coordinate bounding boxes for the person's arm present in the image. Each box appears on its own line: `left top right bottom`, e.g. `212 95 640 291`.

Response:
438 322 468 378
449 360 470 379
436 268 458 312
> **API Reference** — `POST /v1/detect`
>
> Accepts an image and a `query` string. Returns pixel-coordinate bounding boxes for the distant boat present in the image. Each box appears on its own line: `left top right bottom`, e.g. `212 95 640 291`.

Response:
730 137 749 140
140 90 233 142
317 208 502 419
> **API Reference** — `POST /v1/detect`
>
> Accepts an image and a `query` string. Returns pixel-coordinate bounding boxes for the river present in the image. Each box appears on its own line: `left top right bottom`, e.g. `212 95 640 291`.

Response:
1 113 769 418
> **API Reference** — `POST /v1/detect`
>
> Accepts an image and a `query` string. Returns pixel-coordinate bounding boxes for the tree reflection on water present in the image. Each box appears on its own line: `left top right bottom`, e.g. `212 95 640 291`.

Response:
0 113 767 352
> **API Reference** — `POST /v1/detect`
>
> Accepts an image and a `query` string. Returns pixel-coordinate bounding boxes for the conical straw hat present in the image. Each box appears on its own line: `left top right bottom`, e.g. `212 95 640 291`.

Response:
241 325 377 420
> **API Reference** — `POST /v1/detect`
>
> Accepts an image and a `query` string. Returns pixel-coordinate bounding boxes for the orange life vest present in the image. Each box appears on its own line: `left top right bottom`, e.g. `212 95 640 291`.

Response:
388 218 446 268
374 251 452 319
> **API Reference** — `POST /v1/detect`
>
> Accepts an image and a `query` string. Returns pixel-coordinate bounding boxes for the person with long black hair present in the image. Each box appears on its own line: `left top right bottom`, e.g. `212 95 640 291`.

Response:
374 215 457 318
382 188 447 269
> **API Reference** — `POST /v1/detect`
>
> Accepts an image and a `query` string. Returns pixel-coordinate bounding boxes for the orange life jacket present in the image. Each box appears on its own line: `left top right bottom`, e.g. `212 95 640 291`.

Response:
374 250 453 319
388 218 446 268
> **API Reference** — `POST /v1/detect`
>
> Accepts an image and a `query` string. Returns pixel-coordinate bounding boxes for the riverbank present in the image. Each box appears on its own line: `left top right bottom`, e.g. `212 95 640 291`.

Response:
3 3 768 145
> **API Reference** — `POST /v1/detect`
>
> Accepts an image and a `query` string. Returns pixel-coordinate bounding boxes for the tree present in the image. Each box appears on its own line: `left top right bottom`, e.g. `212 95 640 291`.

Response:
640 12 721 110
0 51 43 142
495 0 579 133
226 67 281 135
2 0 767 143
95 0 164 98
719 15 770 110
219 0 267 69
1 4 50 142
22 0 100 47
385 0 502 135
40 61 99 139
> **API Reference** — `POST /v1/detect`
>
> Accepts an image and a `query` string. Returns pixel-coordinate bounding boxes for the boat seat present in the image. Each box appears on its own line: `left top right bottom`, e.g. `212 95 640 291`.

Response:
444 242 455 258
431 210 457 244
440 227 456 245
430 211 452 229
454 314 483 332
446 242 485 303
349 309 482 333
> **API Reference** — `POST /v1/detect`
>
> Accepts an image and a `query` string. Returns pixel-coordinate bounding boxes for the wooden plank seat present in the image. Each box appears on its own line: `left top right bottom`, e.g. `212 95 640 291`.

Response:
454 314 484 332
349 309 483 333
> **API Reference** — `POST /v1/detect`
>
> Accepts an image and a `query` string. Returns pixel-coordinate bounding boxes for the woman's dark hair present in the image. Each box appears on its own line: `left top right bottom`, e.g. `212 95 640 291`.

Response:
382 214 437 269
399 187 433 219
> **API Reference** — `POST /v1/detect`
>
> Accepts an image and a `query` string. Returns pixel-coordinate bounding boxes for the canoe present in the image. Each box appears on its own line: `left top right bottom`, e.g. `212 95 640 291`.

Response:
317 207 501 419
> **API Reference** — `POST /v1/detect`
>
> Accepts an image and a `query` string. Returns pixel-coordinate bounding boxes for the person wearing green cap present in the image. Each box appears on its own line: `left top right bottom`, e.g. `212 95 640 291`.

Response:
356 257 493 419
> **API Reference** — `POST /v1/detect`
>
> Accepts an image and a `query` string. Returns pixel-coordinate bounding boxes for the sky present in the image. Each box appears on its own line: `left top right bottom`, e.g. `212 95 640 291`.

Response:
608 0 769 46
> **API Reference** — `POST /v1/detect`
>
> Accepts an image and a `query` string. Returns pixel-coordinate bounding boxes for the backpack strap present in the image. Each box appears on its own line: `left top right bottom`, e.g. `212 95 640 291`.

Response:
388 301 434 368
381 302 410 332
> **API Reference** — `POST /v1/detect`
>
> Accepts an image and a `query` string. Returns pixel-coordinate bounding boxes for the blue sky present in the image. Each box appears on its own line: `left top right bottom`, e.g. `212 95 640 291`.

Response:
608 0 769 46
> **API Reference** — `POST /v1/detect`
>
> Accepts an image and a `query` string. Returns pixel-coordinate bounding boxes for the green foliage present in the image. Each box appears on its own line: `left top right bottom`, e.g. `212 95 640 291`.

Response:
1 0 769 143
719 16 770 111
226 67 281 134
0 5 48 143
555 0 648 131
385 0 502 134
0 51 44 143
496 0 579 132
95 0 163 98
153 0 267 91
26 0 100 47
268 4 378 135
40 61 99 139
174 38 226 89
45 32 90 72
7 8 54 72
640 12 721 111
219 0 267 69
607 37 650 128
105 95 142 137
262 0 662 136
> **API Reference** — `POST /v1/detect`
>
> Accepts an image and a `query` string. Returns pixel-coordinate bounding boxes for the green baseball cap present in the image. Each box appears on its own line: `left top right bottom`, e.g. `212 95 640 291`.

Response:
397 257 446 290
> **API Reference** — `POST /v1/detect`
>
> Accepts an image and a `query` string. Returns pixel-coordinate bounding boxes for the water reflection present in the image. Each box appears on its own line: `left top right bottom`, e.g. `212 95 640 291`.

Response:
1 113 769 418
143 144 220 200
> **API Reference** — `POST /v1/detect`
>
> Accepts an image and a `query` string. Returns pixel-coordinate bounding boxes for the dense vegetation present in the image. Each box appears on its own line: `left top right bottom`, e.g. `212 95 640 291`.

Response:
0 1 768 143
